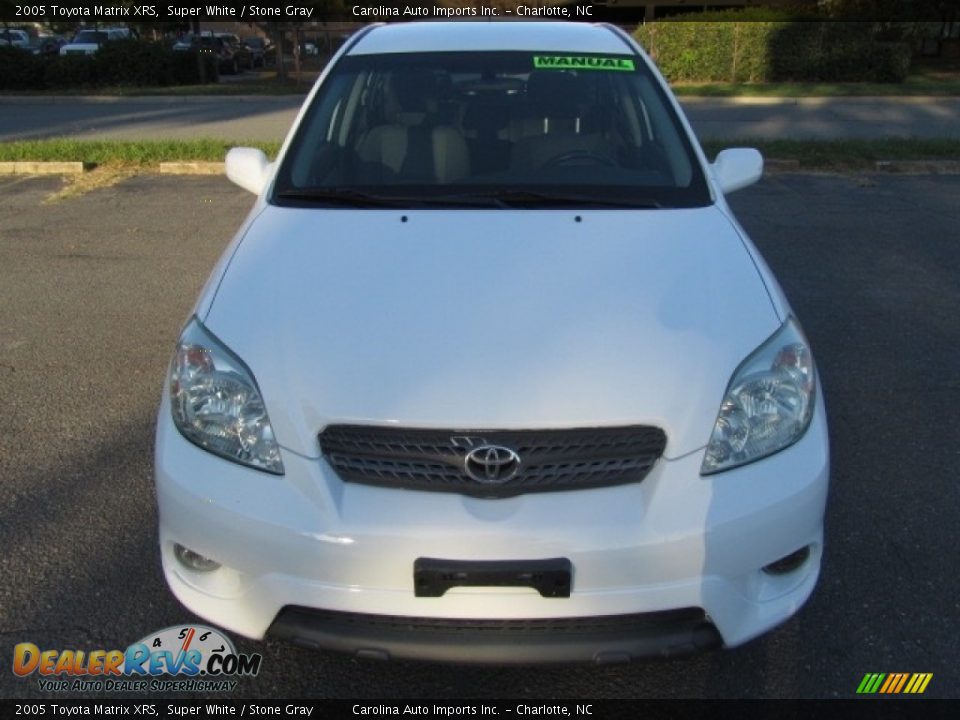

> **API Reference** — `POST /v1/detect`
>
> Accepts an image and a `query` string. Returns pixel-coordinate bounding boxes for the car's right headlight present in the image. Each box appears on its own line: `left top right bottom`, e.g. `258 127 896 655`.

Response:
701 316 816 475
169 317 284 475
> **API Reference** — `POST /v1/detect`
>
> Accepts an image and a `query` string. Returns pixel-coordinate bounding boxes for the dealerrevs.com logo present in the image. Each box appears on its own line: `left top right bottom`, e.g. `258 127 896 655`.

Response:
13 625 262 693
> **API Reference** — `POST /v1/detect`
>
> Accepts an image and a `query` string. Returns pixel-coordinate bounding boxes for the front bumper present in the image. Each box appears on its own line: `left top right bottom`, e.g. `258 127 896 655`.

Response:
155 395 829 662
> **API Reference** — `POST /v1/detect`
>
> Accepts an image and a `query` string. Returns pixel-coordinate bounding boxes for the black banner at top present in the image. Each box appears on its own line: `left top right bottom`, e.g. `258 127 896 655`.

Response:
0 0 949 24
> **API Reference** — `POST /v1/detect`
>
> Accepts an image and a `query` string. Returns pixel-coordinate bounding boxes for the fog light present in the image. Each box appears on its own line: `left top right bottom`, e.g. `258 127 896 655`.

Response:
762 546 810 575
174 543 221 572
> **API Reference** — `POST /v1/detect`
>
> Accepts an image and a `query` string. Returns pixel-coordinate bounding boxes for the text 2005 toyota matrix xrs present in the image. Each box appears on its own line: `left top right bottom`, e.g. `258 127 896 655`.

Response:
156 22 829 664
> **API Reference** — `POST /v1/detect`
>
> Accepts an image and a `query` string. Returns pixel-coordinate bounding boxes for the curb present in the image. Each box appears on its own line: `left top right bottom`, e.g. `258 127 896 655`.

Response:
0 161 85 175
873 159 960 174
2 159 958 177
159 162 224 175
764 159 801 172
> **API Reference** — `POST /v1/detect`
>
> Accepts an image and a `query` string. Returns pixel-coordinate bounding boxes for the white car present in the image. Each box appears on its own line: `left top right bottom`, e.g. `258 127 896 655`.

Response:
0 29 30 48
59 28 129 56
156 21 829 664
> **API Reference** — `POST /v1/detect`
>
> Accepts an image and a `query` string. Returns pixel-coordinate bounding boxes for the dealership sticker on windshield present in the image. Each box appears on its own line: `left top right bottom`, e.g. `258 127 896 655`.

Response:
534 56 636 71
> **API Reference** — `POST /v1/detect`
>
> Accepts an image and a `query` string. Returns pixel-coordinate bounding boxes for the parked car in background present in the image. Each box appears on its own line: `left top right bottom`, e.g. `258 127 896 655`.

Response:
59 27 131 56
30 35 66 57
171 34 194 52
216 33 253 70
0 29 31 48
60 30 107 56
173 33 241 75
243 36 273 67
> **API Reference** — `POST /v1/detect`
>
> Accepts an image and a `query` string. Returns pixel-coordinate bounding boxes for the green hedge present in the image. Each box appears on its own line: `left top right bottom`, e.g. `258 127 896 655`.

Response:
0 41 220 90
0 47 45 90
635 18 912 83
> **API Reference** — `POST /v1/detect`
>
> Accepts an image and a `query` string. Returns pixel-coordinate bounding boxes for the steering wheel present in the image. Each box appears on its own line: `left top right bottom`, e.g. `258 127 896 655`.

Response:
541 150 617 169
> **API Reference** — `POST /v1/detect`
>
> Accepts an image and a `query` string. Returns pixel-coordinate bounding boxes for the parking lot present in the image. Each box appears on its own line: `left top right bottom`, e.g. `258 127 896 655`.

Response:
0 172 957 699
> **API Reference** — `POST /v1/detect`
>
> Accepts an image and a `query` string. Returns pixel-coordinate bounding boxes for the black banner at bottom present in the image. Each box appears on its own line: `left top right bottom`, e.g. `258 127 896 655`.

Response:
2 699 959 720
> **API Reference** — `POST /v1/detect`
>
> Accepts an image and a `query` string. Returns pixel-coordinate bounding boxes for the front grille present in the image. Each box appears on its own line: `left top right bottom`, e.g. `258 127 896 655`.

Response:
318 425 666 497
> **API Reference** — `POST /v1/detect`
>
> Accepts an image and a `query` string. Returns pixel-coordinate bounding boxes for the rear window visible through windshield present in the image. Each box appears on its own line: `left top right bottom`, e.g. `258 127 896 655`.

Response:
73 31 107 44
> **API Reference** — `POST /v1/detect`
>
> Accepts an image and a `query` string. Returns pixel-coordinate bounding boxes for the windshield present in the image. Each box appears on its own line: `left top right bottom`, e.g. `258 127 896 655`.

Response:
273 51 710 209
74 31 107 44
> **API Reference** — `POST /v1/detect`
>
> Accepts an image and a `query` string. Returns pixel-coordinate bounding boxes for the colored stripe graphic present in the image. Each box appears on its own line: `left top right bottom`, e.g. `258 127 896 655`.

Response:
892 673 909 693
906 673 933 694
857 672 932 694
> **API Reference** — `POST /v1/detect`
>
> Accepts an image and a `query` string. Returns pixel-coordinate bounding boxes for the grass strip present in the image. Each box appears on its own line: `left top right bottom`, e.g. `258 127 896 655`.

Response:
0 139 282 167
674 80 960 97
673 66 960 98
701 138 960 170
1 138 959 173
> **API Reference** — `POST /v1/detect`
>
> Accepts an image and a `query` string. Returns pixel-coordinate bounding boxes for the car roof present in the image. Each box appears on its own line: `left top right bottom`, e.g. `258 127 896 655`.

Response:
348 21 630 56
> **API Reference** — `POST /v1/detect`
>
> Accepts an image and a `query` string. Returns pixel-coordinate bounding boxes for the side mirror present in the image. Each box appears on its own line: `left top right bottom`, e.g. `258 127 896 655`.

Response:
712 148 763 194
225 147 272 195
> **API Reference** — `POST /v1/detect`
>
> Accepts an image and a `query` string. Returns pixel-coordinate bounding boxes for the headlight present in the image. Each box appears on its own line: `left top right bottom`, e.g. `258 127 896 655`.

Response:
169 317 284 474
701 317 816 475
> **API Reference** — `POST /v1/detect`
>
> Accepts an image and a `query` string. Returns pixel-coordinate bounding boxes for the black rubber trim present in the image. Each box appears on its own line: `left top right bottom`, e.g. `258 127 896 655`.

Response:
414 558 572 598
267 607 722 665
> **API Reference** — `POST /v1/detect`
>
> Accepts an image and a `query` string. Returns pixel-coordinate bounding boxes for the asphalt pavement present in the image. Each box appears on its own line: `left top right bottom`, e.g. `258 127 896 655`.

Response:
0 173 957 699
1 95 959 143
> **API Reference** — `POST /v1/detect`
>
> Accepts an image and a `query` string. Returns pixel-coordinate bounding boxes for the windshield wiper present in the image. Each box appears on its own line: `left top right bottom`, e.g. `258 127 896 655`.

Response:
275 188 663 209
274 188 505 208
275 188 408 208
433 190 664 209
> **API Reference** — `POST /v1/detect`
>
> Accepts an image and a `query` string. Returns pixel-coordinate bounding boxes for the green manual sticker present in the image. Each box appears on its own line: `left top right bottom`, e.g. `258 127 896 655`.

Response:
533 55 635 72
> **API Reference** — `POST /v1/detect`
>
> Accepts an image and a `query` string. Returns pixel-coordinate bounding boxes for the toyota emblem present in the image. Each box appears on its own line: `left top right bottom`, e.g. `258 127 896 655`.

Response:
463 445 521 484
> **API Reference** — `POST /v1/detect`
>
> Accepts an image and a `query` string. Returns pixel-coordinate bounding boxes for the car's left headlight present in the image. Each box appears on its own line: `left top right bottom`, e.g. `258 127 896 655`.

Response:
701 316 816 475
169 317 284 475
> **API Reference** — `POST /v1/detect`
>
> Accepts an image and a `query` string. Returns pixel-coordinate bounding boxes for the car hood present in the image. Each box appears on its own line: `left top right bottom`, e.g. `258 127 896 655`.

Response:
205 206 780 460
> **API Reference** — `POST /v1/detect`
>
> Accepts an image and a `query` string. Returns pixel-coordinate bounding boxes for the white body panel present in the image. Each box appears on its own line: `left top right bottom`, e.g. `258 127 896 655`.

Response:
203 206 778 461
349 21 630 55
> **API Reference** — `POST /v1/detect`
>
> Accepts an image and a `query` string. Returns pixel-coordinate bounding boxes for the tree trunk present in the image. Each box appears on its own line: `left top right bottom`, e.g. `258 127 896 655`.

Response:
275 27 286 82
192 20 206 84
293 26 302 87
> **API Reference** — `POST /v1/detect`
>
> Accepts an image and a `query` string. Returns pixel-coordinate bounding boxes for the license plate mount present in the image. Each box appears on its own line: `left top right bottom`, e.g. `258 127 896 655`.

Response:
413 557 572 598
